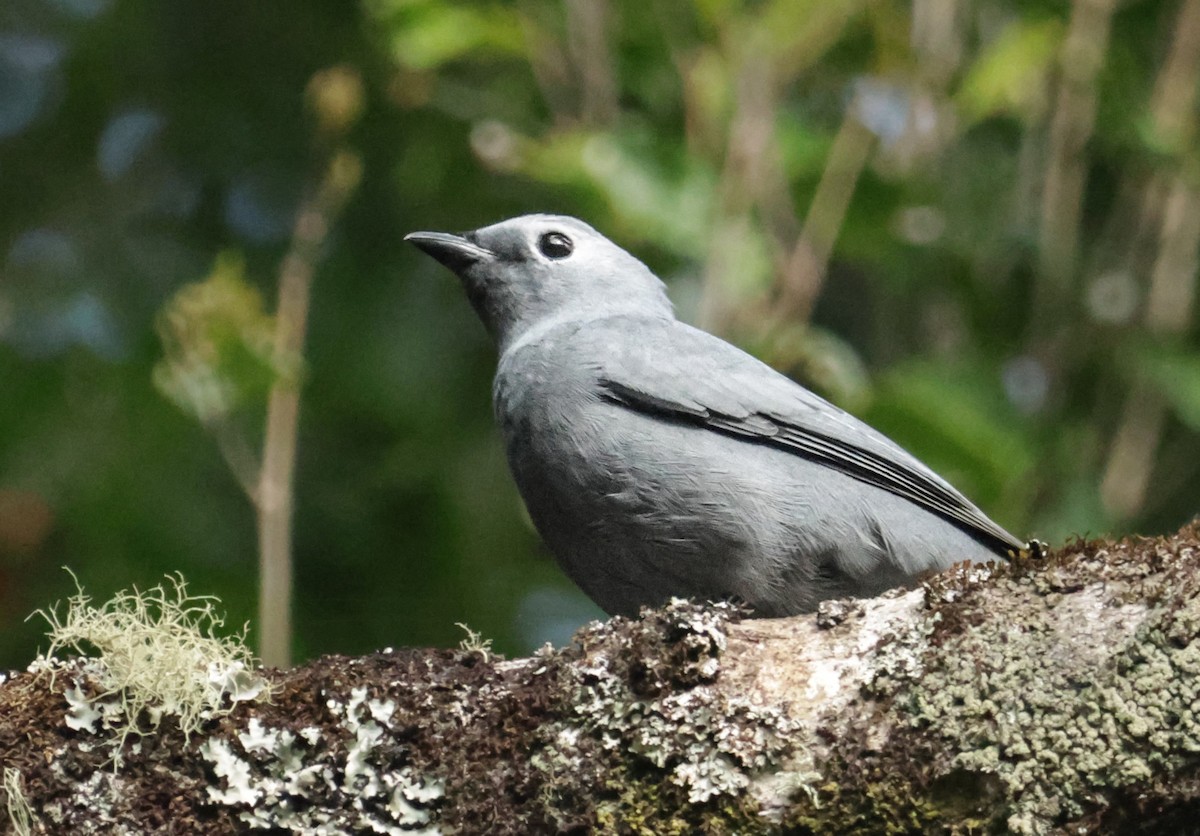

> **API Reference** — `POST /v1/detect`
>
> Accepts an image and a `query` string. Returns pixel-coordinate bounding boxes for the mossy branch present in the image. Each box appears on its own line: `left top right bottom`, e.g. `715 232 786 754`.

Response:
3 526 1199 834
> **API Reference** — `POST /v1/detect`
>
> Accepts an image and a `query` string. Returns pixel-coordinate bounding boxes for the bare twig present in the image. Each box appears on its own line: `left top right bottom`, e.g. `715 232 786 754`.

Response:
565 0 619 125
1147 0 1200 149
256 68 364 668
519 2 576 124
1036 0 1117 297
911 0 966 89
775 100 876 325
257 151 361 669
696 48 778 331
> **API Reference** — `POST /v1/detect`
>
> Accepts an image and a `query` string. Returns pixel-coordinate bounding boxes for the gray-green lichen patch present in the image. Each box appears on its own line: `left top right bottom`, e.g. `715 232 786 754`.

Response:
532 600 803 832
788 524 1200 834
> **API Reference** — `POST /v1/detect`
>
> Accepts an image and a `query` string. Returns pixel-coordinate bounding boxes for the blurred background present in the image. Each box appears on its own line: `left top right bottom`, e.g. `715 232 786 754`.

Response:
2 0 1199 667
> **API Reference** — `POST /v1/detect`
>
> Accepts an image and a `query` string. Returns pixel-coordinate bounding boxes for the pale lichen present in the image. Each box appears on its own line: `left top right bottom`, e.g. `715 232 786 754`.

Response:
454 622 495 661
3 767 35 836
530 599 801 830
202 684 444 834
32 572 268 760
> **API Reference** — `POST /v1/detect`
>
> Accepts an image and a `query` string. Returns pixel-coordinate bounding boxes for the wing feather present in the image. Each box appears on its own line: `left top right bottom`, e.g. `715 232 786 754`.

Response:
594 321 1025 554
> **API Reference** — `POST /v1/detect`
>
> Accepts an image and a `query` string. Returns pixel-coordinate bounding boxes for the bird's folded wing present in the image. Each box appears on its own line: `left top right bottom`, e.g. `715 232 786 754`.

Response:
593 321 1025 554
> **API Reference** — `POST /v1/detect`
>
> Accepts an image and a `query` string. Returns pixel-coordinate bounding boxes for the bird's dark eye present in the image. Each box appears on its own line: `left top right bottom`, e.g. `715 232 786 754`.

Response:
537 231 574 259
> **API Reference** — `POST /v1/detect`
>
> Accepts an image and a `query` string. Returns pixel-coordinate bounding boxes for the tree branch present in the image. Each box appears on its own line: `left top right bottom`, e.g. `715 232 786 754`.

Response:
3 526 1199 833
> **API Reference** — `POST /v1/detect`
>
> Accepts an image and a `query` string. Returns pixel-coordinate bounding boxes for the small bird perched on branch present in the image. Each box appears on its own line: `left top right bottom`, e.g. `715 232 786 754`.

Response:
407 215 1026 617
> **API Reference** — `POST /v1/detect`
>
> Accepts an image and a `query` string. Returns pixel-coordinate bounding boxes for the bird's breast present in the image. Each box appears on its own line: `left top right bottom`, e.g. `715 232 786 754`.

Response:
494 352 607 478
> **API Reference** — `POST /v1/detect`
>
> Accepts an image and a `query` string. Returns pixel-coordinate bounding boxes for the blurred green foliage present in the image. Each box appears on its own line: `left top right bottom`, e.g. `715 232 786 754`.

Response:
154 253 280 427
3 0 1199 667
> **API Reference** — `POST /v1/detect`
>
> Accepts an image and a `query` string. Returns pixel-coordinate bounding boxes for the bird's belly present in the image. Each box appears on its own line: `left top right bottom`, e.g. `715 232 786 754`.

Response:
502 399 992 617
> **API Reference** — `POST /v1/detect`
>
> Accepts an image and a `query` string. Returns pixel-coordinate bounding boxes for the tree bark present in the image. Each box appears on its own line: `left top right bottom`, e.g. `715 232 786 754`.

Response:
2 526 1199 835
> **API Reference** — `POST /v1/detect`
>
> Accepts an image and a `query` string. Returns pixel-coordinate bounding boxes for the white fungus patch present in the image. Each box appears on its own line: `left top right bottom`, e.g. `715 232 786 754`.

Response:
63 681 119 733
41 760 126 833
201 688 444 834
201 738 260 806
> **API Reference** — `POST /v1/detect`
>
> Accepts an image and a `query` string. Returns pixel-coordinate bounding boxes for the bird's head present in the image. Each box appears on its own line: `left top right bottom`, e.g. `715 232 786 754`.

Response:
405 214 673 353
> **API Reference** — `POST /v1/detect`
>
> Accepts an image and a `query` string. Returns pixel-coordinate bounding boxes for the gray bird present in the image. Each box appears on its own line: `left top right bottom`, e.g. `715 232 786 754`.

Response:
406 215 1025 617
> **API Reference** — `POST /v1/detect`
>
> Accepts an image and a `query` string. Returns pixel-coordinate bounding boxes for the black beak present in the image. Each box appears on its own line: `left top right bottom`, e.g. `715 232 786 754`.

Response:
404 230 494 275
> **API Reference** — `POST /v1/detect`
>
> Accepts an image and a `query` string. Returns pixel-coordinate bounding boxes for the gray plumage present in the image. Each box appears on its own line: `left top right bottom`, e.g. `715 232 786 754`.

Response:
406 214 1025 617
